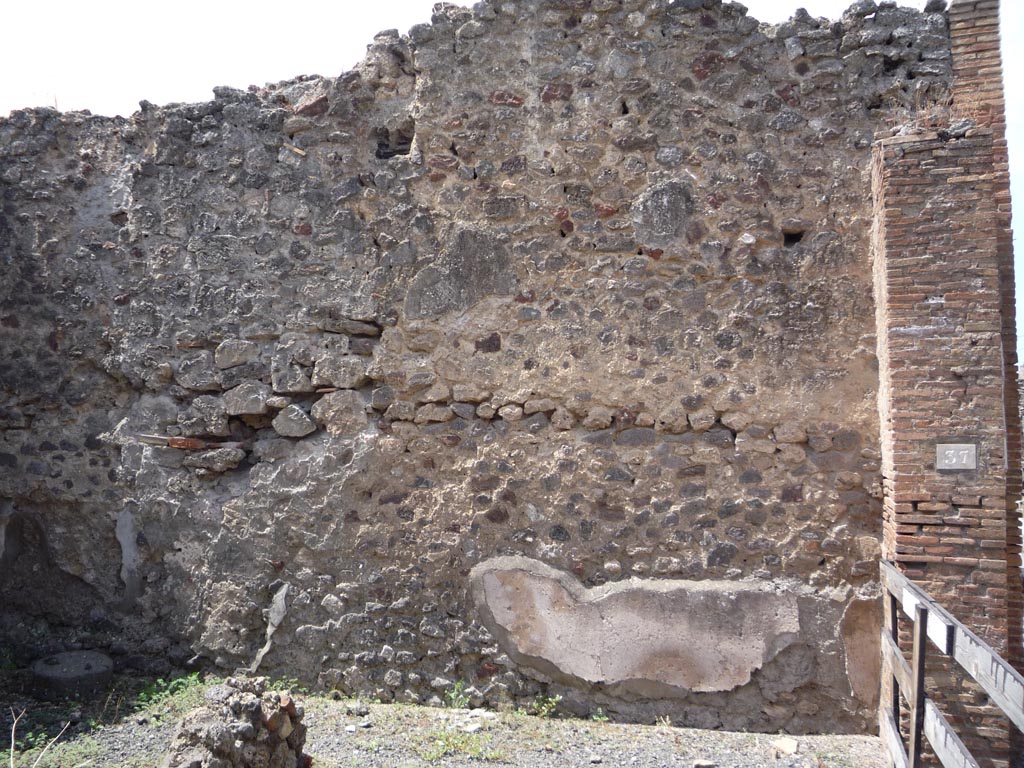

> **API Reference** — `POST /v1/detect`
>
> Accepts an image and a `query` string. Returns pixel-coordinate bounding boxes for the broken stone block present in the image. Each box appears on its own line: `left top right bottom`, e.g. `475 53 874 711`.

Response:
551 407 576 430
414 403 454 423
687 407 717 432
223 381 271 415
271 362 314 394
498 404 523 421
183 447 246 473
773 423 807 443
721 411 753 432
453 384 491 403
311 353 369 389
214 339 261 369
385 400 416 421
272 404 317 437
657 405 690 433
178 395 230 437
311 390 368 435
736 431 777 454
524 398 557 414
582 406 613 430
174 351 221 391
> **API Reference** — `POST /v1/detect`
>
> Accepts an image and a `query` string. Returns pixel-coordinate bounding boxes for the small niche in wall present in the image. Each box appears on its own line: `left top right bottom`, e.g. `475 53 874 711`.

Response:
782 229 805 248
375 118 416 160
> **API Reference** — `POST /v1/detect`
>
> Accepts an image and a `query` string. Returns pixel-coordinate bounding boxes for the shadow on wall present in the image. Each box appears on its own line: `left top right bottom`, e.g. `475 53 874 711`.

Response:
0 502 104 644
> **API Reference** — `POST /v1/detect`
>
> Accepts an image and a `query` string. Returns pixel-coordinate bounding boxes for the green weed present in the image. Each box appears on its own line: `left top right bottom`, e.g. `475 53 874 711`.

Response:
267 675 310 694
415 727 503 762
444 680 471 709
533 694 562 719
134 671 202 708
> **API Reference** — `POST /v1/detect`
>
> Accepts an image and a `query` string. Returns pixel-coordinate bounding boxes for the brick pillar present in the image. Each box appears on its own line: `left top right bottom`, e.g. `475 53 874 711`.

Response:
872 2 1021 764
948 0 1023 667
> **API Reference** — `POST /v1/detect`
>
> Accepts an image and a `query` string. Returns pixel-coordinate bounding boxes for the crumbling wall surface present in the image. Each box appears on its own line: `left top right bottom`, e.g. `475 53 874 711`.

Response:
0 0 954 731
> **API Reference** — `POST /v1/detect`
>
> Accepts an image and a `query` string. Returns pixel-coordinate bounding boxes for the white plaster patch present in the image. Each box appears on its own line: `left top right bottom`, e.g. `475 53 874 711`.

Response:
471 555 802 695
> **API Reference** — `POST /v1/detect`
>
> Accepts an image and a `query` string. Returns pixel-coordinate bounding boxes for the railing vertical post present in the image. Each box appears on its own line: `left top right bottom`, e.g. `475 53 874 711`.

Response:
890 592 901 731
908 604 929 768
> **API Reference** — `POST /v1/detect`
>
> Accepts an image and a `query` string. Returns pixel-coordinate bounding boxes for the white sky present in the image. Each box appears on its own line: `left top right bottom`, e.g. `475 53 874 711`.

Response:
2 0 1022 356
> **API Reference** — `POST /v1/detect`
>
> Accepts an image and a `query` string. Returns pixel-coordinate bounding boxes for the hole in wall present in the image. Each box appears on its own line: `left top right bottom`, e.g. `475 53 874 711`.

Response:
783 230 805 248
375 118 416 159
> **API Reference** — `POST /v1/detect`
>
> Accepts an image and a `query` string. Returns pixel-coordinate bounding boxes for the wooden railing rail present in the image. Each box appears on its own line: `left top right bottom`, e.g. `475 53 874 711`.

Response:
879 560 1024 768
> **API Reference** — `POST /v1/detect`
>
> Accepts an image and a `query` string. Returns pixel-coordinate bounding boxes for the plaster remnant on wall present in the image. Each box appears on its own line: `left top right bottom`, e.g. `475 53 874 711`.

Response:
404 228 514 318
839 595 881 707
471 555 800 695
250 582 289 674
115 506 141 606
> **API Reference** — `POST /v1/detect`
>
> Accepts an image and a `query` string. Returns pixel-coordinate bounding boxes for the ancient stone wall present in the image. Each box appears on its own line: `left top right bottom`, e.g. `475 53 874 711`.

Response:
0 0 961 733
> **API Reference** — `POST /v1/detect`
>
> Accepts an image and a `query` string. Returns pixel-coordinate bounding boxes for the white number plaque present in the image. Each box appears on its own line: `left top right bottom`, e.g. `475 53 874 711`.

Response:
936 443 977 470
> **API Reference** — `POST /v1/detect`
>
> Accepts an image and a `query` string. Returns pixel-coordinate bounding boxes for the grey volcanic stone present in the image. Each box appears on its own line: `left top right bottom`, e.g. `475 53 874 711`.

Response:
223 381 271 415
632 181 694 247
214 339 261 369
174 351 220 391
311 390 368 435
183 448 246 473
311 354 369 389
272 405 317 437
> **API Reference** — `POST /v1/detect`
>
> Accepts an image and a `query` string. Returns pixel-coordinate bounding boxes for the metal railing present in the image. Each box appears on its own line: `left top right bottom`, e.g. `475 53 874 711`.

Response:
880 560 1024 768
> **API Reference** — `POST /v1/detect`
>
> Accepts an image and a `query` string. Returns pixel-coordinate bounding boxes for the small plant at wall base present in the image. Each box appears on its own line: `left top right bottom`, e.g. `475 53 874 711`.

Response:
267 675 310 695
444 680 470 709
533 694 562 719
134 671 204 708
415 727 504 762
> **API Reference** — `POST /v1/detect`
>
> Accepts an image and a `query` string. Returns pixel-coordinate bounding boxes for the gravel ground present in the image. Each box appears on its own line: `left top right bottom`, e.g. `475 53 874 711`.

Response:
300 700 887 768
10 690 888 768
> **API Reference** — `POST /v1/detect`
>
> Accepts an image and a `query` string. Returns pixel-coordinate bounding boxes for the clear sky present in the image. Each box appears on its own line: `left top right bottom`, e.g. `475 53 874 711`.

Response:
2 0 1021 357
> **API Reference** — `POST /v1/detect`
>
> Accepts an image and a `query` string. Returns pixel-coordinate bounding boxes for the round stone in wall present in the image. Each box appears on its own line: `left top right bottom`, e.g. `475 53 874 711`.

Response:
30 650 113 700
631 180 694 247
